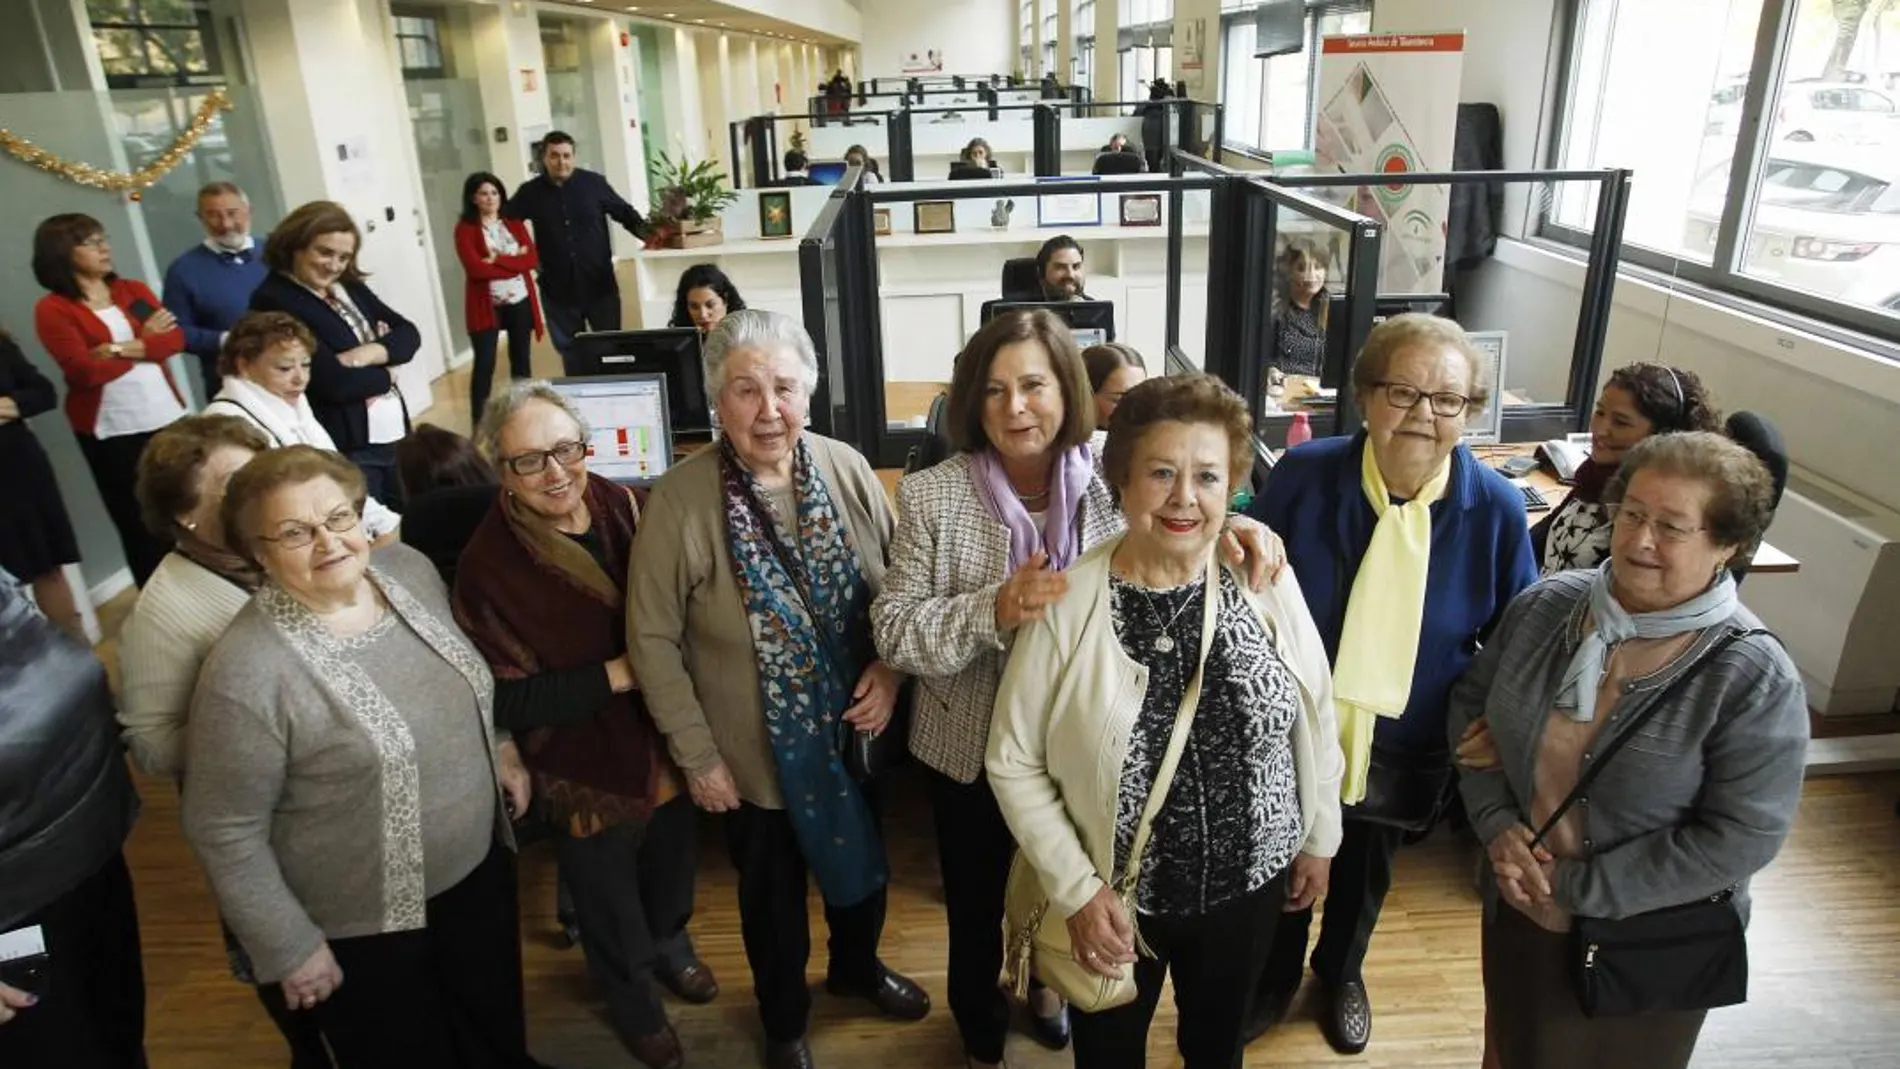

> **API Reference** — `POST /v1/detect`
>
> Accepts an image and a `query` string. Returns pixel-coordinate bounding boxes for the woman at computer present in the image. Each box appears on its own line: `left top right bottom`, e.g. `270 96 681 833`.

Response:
953 137 995 178
452 379 715 1069
1269 238 1330 378
845 145 884 184
668 264 748 336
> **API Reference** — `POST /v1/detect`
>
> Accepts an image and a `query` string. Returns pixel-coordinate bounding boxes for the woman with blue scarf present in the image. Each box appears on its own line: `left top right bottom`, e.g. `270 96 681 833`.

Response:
629 310 929 1069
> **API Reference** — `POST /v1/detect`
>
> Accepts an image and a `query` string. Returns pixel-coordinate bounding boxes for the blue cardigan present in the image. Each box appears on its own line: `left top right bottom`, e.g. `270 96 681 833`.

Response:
1247 433 1538 751
161 243 268 399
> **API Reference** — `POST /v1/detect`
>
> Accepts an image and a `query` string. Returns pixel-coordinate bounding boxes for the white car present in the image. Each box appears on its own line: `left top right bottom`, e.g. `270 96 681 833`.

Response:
1704 81 1900 148
1682 148 1900 313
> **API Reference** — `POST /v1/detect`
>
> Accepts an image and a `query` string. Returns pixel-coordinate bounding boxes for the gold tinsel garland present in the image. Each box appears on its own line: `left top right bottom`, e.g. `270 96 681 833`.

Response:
0 88 232 199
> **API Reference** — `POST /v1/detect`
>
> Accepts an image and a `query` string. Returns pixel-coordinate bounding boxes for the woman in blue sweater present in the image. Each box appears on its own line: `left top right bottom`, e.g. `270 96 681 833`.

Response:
1242 314 1537 1055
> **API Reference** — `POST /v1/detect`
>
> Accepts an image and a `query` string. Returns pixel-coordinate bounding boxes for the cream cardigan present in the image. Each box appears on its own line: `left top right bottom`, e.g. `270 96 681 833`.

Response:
116 552 253 776
987 536 1345 920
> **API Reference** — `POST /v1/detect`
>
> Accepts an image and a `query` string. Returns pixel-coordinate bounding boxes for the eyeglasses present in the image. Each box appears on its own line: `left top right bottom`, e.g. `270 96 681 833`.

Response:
1608 505 1704 545
1376 381 1471 418
255 505 361 550
501 439 587 477
79 234 110 249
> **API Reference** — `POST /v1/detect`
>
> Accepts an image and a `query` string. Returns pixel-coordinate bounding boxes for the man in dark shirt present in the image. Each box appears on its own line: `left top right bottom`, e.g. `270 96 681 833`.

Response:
504 131 645 374
1035 234 1088 300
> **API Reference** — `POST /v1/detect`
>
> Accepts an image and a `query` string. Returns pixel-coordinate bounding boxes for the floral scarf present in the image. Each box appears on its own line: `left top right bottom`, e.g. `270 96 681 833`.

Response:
719 436 888 907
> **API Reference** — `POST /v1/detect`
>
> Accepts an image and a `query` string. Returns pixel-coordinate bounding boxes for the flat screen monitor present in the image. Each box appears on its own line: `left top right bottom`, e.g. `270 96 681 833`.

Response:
547 373 675 487
1372 293 1452 323
567 328 712 434
985 299 1116 348
808 160 848 184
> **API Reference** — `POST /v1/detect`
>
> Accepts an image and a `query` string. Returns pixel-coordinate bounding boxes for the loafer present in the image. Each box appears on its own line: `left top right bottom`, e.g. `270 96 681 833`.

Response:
1025 1000 1070 1051
825 966 931 1021
628 1024 685 1069
660 961 720 1004
1320 979 1372 1055
765 1037 816 1069
1241 984 1295 1045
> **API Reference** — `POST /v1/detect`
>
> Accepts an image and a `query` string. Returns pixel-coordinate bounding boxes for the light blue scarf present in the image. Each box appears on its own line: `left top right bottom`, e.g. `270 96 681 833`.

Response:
1556 561 1738 722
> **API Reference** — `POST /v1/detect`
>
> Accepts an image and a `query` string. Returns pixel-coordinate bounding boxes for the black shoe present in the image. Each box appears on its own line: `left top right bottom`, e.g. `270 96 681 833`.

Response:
1319 979 1371 1055
1026 999 1070 1051
1241 985 1295 1045
555 910 580 951
765 1037 815 1069
825 966 931 1021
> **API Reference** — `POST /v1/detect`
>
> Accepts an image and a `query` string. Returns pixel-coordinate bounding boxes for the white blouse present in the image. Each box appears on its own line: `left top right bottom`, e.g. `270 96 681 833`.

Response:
91 305 185 439
482 221 530 307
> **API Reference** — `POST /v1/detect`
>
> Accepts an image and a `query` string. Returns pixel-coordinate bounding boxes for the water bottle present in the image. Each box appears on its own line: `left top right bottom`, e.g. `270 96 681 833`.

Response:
1286 411 1313 450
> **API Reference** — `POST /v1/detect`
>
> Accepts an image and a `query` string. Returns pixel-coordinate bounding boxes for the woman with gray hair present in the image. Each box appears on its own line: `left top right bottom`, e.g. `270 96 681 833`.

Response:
630 309 929 1069
452 380 712 1069
1449 431 1807 1069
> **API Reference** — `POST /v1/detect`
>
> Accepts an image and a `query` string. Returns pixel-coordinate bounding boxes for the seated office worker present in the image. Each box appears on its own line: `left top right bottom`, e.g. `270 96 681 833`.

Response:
1036 236 1088 301
1242 314 1537 1054
505 131 646 375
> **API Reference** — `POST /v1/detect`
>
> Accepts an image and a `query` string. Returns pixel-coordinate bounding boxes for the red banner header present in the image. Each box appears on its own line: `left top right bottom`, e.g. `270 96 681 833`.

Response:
1322 33 1466 54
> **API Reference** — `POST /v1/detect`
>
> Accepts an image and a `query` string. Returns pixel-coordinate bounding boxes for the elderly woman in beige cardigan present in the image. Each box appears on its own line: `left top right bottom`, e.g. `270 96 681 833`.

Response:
628 309 929 1069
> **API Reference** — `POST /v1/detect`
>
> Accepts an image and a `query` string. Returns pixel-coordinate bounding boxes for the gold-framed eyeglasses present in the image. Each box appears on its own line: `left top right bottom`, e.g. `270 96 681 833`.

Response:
1608 504 1704 544
79 234 111 249
501 439 587 477
1377 381 1471 418
255 505 361 550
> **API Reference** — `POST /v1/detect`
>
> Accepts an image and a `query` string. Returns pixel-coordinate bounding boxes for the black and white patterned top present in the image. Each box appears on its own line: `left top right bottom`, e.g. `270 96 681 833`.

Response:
1541 497 1613 576
1109 568 1305 918
1273 301 1326 377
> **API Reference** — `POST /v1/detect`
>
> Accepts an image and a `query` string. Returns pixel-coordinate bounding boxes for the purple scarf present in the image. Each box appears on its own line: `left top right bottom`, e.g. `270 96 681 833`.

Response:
969 445 1094 572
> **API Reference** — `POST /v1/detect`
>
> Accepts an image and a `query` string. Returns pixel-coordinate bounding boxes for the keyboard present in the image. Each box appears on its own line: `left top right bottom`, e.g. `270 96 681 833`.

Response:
1519 483 1552 512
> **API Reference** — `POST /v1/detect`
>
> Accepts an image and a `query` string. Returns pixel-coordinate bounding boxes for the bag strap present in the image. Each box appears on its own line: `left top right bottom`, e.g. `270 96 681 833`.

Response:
1116 551 1222 895
1530 626 1766 851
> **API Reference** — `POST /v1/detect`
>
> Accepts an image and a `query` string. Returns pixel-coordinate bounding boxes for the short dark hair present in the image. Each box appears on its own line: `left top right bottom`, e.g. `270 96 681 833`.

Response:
459 172 508 224
944 309 1094 454
1604 431 1776 561
1036 234 1084 280
1101 373 1254 492
542 130 576 157
669 263 748 329
396 423 495 498
135 415 271 542
220 312 316 377
1082 342 1144 393
784 149 809 172
263 201 366 282
32 214 112 300
222 445 368 563
1605 363 1721 435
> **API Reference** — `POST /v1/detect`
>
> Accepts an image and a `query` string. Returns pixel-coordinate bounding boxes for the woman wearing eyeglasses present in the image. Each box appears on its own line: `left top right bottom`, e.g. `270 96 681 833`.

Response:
452 381 713 1069
1239 314 1538 1054
182 446 544 1069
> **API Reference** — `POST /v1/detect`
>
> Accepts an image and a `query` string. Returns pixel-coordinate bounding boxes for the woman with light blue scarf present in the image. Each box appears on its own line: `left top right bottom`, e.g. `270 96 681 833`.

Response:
1448 431 1809 1069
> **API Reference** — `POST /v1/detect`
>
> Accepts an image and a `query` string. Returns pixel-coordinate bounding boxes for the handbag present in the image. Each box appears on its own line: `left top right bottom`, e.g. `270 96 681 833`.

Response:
1529 628 1767 1019
1349 744 1453 833
1002 553 1221 1014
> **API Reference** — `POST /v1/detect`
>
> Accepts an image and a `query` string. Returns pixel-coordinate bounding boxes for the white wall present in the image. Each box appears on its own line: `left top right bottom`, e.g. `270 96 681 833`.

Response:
858 0 1014 80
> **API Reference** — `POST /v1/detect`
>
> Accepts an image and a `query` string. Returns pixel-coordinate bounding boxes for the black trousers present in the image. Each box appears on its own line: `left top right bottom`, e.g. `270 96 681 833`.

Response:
554 797 701 1042
0 851 147 1069
279 842 534 1069
927 768 1018 1064
542 291 622 376
1070 877 1288 1069
726 801 886 1043
75 431 165 587
469 299 535 417
344 442 402 512
252 966 334 1069
1258 818 1404 995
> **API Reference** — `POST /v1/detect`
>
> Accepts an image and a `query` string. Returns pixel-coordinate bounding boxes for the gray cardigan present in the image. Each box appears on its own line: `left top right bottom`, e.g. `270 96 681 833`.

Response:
1447 571 1809 924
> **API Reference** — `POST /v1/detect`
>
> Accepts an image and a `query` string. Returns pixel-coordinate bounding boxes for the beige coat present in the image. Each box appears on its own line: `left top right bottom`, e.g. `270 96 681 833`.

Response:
627 435 895 809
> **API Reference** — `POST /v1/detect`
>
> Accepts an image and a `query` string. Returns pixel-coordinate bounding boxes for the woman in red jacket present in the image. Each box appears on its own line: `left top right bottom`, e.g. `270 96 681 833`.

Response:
455 172 543 418
32 214 187 587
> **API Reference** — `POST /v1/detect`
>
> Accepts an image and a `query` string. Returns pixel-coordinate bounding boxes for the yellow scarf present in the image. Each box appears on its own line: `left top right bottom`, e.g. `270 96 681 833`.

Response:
1333 442 1449 804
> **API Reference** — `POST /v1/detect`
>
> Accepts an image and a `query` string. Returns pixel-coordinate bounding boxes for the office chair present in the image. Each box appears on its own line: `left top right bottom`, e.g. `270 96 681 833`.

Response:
999 257 1040 298
948 162 995 181
903 391 954 475
1725 410 1787 585
1091 151 1144 175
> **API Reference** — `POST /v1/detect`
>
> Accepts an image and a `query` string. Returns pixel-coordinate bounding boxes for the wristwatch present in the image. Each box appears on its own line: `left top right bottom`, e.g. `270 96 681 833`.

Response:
107 343 123 357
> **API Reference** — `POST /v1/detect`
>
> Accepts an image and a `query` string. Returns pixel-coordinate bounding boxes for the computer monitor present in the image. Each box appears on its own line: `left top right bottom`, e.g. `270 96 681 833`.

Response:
984 299 1117 348
1371 293 1452 323
807 160 848 184
567 328 712 434
547 374 675 487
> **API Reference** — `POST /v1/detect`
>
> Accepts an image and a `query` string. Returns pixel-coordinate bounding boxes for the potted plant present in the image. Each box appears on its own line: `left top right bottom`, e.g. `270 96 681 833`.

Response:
646 151 739 249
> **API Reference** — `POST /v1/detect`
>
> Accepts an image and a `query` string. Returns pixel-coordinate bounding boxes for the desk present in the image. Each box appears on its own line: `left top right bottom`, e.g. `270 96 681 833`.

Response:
885 381 948 426
1467 445 1800 575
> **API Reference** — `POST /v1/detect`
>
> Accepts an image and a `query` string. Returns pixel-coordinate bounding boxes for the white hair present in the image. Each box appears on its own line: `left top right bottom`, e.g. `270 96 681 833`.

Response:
700 309 821 414
474 379 591 462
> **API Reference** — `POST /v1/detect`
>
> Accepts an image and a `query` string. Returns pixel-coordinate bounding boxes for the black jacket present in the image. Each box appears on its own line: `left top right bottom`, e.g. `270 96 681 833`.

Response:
249 272 421 453
0 573 138 930
0 333 57 445
504 169 645 306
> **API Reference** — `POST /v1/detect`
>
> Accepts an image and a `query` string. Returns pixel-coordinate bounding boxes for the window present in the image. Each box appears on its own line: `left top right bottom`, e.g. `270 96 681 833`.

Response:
1075 0 1095 88
1022 0 1035 76
393 14 446 79
86 0 218 87
1549 0 1900 343
1218 1 1371 153
1044 13 1059 78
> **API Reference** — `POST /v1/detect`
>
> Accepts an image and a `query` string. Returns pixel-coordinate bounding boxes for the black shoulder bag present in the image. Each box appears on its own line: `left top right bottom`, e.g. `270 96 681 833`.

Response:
1530 628 1768 1019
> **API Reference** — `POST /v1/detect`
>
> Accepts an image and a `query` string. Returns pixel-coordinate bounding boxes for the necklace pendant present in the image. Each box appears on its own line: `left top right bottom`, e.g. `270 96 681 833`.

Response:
1152 634 1175 654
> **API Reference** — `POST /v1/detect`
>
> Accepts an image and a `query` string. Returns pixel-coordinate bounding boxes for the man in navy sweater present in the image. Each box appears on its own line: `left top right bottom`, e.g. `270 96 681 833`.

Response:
505 131 646 375
162 181 268 402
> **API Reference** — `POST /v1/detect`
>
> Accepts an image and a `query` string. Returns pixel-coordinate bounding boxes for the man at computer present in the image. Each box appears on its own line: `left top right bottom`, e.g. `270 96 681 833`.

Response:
1034 235 1088 301
780 150 816 186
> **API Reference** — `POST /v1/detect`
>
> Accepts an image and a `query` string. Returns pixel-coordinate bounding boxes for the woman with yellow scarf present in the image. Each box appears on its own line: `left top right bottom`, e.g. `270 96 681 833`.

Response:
1240 314 1537 1055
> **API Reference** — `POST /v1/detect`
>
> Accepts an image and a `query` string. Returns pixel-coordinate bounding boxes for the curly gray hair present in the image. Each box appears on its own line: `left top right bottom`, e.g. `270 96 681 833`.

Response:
701 308 821 416
473 379 592 463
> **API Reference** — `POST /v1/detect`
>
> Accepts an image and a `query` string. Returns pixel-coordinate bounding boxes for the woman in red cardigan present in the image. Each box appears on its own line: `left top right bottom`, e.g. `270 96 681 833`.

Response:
455 172 543 418
33 213 187 587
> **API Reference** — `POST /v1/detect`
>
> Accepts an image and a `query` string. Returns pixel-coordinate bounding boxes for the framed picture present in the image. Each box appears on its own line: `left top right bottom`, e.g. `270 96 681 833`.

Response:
914 199 956 234
1462 330 1508 445
873 206 892 236
1037 190 1101 228
1119 193 1161 227
758 190 793 239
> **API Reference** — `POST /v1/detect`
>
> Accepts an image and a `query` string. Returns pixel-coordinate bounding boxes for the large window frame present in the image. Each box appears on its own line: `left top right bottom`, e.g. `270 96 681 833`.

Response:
87 0 222 88
1542 0 1900 350
1216 0 1372 155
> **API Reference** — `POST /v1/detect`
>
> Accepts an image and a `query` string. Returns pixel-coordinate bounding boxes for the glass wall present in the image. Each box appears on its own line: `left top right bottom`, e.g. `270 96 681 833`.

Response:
543 16 603 144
